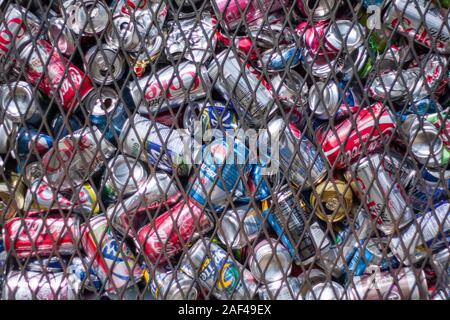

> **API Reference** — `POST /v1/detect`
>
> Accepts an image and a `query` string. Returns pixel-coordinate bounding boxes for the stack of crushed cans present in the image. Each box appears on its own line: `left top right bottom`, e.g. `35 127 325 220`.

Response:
0 0 448 300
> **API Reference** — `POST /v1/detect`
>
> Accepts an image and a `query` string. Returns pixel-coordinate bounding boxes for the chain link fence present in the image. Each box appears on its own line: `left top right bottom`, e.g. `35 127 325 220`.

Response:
0 0 448 300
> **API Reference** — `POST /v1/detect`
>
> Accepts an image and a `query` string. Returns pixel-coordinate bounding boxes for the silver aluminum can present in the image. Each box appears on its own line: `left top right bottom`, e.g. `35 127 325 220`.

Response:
249 238 293 283
106 15 141 52
384 0 450 53
325 20 365 52
308 80 341 120
259 117 327 188
208 50 277 128
119 113 192 176
306 281 347 300
297 268 327 298
180 238 258 300
42 126 116 191
106 171 181 237
390 202 450 265
129 60 209 115
344 154 414 235
270 70 308 108
296 0 336 20
0 117 16 154
2 270 80 300
48 17 76 56
73 0 109 36
165 12 217 63
401 115 444 168
431 248 450 288
383 150 418 188
258 277 302 300
0 81 41 123
150 267 198 300
348 267 429 300
102 154 148 203
217 204 263 249
84 44 125 85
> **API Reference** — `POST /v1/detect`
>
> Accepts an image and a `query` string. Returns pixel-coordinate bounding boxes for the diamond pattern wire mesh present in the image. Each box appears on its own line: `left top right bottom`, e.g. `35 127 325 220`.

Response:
0 0 448 300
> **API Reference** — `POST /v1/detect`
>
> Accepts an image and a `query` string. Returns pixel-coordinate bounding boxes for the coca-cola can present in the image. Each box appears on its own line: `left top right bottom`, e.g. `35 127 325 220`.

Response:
3 214 80 259
136 198 214 265
19 39 94 112
315 102 397 169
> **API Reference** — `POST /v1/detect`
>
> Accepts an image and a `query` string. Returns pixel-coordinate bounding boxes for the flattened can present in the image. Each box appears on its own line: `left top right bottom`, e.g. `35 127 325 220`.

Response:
344 154 414 235
180 238 258 300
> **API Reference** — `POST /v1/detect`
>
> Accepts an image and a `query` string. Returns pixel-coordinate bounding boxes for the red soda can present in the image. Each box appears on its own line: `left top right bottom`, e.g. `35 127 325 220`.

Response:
3 213 80 259
136 198 214 265
315 102 396 169
18 39 93 112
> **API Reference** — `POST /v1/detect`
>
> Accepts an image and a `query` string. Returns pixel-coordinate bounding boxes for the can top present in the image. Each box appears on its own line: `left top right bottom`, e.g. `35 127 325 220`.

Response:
107 154 148 194
85 87 119 116
106 15 141 52
308 80 340 118
0 81 37 122
75 1 109 35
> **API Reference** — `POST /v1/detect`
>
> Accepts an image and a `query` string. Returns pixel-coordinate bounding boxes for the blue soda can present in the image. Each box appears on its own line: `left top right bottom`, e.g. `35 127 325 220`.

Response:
397 98 443 123
188 138 251 211
183 101 238 137
257 44 302 72
85 87 128 143
16 126 53 157
50 113 83 139
68 257 102 291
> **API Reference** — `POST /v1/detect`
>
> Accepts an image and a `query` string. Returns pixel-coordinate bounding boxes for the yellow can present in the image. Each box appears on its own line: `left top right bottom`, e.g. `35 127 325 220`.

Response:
310 177 353 223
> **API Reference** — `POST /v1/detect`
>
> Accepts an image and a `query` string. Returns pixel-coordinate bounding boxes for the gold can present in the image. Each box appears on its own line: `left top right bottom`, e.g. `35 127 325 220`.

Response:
0 172 25 224
310 177 353 223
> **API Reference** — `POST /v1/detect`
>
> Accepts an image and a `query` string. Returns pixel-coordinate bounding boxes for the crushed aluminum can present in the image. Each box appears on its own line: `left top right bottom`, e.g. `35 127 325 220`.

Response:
310 176 353 223
106 171 182 238
80 214 143 295
165 12 217 63
47 16 76 56
315 102 396 169
305 282 347 300
19 39 94 112
390 202 450 265
188 138 251 211
217 204 263 249
384 0 450 53
255 44 303 73
136 198 214 265
1 270 80 300
211 0 289 31
3 214 80 259
105 15 141 52
344 154 414 235
0 173 25 223
42 126 116 190
348 267 429 300
119 113 192 176
0 81 41 125
129 60 209 115
180 238 258 300
70 0 110 36
208 50 277 128
16 126 53 158
68 256 102 292
101 154 148 207
150 266 198 300
259 118 327 189
249 238 293 283
296 0 337 21
84 44 125 85
270 70 309 109
258 277 302 300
